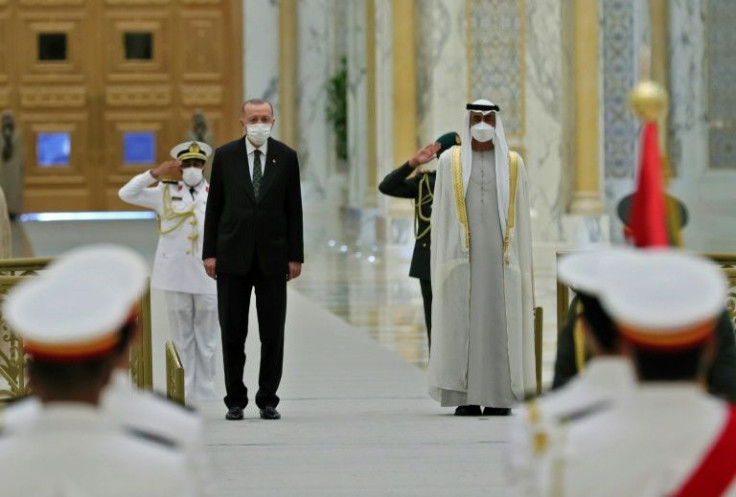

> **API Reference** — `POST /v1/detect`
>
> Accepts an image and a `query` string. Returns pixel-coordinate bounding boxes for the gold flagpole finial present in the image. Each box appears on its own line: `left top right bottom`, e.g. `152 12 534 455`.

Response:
629 80 668 122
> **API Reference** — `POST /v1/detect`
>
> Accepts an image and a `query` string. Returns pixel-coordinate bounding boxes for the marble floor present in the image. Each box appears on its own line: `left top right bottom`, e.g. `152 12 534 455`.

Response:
10 202 563 495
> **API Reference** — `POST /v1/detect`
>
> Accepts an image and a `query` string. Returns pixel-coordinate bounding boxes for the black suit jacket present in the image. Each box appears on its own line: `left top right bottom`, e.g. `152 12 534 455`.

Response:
203 136 304 275
378 162 435 280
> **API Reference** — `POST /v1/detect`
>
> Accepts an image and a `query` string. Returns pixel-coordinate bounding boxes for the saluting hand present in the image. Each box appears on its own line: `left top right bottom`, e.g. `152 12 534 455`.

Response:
151 160 181 179
408 143 441 168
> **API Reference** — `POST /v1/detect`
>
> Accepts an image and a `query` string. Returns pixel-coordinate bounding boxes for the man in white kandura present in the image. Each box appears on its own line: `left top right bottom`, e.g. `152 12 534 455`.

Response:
429 99 535 416
119 141 218 402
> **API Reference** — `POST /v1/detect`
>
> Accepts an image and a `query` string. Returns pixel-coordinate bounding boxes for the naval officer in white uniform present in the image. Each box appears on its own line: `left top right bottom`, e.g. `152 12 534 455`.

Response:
0 244 194 497
559 250 735 497
1 245 214 496
119 141 219 401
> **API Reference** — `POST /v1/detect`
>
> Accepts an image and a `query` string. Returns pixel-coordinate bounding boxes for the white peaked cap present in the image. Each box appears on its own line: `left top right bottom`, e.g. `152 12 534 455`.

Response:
557 246 637 296
4 244 149 359
597 249 727 349
170 141 212 161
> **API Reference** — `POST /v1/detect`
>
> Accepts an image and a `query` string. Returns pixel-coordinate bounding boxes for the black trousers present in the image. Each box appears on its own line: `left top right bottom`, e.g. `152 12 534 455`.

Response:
217 264 286 409
419 278 432 349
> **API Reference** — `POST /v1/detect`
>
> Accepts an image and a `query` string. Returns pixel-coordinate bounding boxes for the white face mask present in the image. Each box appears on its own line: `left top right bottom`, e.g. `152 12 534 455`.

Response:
247 123 272 147
470 121 495 143
182 167 204 187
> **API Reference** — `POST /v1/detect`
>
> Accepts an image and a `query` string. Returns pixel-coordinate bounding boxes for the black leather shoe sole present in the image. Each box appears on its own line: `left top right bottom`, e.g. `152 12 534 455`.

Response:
259 407 281 420
454 405 482 416
483 407 511 416
225 407 244 420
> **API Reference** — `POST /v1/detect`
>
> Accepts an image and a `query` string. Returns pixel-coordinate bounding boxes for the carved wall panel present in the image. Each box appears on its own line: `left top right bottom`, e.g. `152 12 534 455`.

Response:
181 85 222 106
21 112 92 211
106 86 172 107
20 0 84 5
104 14 170 82
23 114 88 177
181 12 223 81
5 0 241 212
18 14 86 83
105 112 173 174
0 12 8 84
21 86 86 108
105 0 169 4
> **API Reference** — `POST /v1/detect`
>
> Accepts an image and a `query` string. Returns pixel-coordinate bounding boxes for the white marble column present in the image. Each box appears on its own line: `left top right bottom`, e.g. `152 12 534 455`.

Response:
346 0 368 212
415 0 467 145
297 0 334 203
524 0 567 249
243 0 281 137
668 0 707 190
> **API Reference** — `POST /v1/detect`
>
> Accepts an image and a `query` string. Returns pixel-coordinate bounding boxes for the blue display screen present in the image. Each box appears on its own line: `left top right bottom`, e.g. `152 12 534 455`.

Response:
123 131 156 165
37 132 71 167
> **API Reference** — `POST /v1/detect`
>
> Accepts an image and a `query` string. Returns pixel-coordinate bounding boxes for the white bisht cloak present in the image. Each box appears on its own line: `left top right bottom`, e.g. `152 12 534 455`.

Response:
428 144 536 402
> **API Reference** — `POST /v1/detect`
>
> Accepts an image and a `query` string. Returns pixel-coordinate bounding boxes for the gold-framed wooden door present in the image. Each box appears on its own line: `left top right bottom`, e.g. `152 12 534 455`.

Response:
0 0 242 213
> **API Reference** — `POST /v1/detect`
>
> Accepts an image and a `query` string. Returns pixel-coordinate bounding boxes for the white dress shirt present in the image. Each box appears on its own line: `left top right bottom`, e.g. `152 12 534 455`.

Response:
1 373 212 497
245 137 269 181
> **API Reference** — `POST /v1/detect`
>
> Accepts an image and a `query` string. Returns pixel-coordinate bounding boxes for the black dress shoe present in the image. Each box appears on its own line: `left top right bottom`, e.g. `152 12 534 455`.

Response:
225 406 244 420
259 406 281 420
454 405 482 416
483 407 511 416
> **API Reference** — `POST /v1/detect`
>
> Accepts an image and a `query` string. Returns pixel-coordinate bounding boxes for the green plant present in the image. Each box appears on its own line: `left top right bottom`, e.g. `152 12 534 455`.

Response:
326 56 348 161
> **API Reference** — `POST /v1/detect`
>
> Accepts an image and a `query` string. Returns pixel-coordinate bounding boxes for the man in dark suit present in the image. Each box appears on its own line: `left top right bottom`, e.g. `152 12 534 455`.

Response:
203 98 303 421
378 132 460 349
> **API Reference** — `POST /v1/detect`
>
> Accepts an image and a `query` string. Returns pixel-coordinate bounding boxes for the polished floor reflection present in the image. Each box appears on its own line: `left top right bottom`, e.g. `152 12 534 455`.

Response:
13 201 560 384
290 244 430 368
290 203 559 383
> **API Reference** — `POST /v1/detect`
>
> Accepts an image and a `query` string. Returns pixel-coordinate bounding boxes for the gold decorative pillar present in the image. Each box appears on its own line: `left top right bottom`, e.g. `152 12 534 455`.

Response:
279 0 299 147
569 0 604 215
650 0 670 168
392 0 417 166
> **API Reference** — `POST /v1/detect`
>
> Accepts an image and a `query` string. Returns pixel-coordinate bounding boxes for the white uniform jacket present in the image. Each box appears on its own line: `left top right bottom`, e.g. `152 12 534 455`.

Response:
1 372 212 497
507 357 637 496
102 371 213 497
119 171 216 295
560 385 736 497
0 403 194 497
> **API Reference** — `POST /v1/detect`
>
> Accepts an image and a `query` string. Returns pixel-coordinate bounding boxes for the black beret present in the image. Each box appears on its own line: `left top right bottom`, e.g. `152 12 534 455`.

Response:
435 132 461 158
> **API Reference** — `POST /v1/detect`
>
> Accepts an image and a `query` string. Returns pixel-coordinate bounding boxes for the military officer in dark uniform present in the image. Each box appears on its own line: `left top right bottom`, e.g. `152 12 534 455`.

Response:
378 132 460 348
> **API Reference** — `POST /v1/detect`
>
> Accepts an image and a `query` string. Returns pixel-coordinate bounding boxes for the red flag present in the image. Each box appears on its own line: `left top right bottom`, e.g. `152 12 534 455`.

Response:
629 123 669 247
